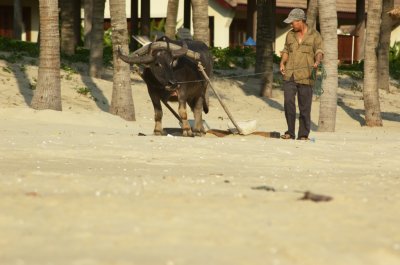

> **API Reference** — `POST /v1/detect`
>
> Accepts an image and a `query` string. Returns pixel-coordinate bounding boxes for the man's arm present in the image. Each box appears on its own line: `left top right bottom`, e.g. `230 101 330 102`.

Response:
280 52 288 75
313 52 323 68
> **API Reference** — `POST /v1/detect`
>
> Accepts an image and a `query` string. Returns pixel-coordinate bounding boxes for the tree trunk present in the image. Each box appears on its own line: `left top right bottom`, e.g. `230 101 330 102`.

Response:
60 0 77 55
165 0 179 39
246 0 256 40
130 0 139 50
89 0 105 78
83 0 93 49
377 0 394 92
109 0 136 121
31 0 61 111
355 0 365 61
74 0 82 46
183 0 191 29
13 0 24 40
363 0 383 126
306 0 318 29
141 0 150 37
317 0 338 132
256 0 274 98
191 0 209 46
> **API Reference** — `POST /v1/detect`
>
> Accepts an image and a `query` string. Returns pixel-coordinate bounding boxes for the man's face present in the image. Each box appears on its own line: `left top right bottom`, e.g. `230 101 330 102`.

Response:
291 20 303 31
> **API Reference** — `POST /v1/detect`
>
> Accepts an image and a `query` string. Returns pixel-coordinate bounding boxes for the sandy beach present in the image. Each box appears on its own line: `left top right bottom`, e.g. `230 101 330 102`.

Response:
1 58 400 265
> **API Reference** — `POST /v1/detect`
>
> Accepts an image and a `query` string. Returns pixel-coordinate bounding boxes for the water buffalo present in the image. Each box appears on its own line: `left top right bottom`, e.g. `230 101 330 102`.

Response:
118 36 213 137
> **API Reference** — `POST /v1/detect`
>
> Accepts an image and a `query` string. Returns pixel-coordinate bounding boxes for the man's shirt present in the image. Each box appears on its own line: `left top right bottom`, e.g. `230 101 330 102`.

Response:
281 28 324 85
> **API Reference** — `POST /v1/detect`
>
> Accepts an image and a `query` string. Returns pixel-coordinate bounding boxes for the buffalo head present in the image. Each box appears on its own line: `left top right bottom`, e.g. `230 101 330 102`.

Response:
118 37 189 90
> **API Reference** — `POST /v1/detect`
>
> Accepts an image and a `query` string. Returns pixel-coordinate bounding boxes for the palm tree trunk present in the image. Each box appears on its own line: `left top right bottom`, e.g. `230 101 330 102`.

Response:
256 0 274 98
130 0 139 50
141 0 150 37
83 0 93 49
191 0 209 46
13 0 24 40
31 0 61 111
378 0 394 92
246 0 256 40
363 0 382 126
74 0 82 46
165 0 179 39
60 0 77 55
306 0 318 29
355 0 365 61
317 0 338 132
89 0 105 78
109 0 135 121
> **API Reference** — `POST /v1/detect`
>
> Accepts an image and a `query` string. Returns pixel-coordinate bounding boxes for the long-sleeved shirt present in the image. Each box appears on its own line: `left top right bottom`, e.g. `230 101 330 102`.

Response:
281 28 324 85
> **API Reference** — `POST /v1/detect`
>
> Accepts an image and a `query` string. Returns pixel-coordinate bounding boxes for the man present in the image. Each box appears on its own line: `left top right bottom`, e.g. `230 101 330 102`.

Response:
280 8 323 140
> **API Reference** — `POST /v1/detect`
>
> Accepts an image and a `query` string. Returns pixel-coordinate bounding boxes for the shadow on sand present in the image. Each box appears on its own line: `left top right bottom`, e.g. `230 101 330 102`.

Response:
80 75 110 112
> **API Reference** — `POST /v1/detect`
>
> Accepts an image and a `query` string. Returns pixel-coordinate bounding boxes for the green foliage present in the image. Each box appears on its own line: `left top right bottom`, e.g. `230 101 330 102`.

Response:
210 46 256 69
104 28 113 47
75 86 91 96
0 36 39 57
350 81 362 92
389 41 400 80
338 61 364 80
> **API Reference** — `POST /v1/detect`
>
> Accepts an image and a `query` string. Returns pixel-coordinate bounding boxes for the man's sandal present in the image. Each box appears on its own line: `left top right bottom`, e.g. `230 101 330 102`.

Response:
281 134 295 140
297 136 310 141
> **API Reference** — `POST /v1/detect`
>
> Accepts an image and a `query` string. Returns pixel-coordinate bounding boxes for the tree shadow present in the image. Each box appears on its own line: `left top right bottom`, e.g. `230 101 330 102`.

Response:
80 75 110 111
337 98 365 126
338 98 400 125
233 76 319 130
9 60 34 106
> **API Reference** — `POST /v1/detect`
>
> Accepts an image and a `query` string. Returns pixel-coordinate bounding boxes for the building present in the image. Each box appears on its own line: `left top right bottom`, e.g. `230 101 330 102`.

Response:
1 0 399 62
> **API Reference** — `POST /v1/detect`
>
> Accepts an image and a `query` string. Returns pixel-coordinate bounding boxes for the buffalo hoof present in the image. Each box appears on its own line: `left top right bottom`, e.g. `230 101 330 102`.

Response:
193 130 206 137
182 129 193 137
153 130 166 136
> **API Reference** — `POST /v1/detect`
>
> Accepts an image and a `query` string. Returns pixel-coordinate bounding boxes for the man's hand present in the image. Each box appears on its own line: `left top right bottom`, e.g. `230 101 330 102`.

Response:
280 63 286 76
313 61 320 69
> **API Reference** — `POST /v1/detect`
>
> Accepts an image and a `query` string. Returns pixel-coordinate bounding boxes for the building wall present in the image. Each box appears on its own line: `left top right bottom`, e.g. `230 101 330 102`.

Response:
0 0 39 42
104 0 234 47
391 25 400 46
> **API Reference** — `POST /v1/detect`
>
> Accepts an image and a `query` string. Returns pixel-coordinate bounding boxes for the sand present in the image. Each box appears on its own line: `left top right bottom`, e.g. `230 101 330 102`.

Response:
0 57 400 265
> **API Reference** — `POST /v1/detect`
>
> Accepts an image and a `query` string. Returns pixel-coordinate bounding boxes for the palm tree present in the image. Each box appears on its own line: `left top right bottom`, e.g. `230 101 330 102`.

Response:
378 0 394 92
89 0 105 78
246 0 256 40
256 0 275 98
31 0 61 111
83 0 93 49
191 0 209 46
141 0 150 38
13 0 23 40
355 0 365 61
306 0 318 29
363 0 383 126
130 0 139 50
109 0 135 121
60 0 77 55
317 0 338 132
165 0 179 39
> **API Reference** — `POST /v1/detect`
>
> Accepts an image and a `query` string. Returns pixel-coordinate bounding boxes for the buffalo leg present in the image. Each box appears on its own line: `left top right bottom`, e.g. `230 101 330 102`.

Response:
178 99 193 137
147 86 165 135
192 97 205 136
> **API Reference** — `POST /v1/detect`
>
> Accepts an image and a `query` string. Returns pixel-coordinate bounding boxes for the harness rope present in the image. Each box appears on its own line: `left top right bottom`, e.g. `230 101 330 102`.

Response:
137 64 327 96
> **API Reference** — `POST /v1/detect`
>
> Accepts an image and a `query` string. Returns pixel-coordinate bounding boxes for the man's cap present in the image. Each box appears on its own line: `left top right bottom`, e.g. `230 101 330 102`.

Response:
284 8 306 23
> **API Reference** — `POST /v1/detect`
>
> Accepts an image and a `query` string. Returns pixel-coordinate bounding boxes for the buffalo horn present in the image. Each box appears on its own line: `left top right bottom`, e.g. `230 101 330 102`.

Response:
171 41 188 58
117 47 155 65
132 41 201 61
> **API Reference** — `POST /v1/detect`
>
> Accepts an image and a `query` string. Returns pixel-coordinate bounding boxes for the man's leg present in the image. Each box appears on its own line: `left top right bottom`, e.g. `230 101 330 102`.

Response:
283 77 297 139
297 84 313 138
